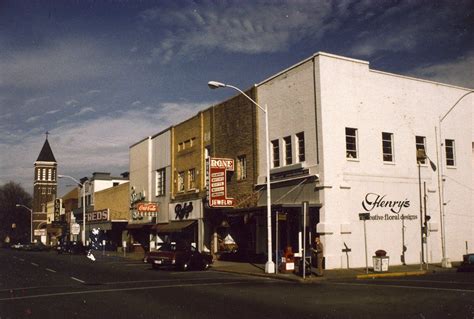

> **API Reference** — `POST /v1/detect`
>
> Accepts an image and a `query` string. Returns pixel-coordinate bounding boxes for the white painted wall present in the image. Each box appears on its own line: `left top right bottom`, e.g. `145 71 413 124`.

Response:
151 130 171 224
256 52 473 269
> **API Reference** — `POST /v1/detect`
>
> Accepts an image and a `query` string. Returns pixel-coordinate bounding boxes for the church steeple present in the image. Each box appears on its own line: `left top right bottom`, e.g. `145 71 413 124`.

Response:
33 133 58 217
36 133 56 162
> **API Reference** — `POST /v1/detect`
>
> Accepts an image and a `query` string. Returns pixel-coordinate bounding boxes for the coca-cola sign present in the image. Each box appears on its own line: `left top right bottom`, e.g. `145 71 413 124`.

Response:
137 202 158 213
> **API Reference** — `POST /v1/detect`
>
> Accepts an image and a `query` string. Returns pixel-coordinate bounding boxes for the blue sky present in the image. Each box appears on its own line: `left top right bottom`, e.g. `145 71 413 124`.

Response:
1 0 473 195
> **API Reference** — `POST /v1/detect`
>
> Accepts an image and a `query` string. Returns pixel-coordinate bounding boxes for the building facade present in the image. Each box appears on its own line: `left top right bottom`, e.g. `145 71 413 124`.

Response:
256 52 473 269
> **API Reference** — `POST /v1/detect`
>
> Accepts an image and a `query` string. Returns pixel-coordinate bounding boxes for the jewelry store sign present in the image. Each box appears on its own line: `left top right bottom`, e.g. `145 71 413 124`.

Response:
208 157 235 208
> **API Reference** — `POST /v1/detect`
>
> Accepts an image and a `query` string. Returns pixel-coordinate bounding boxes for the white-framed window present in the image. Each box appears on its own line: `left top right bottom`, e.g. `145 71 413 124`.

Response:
445 139 456 167
48 169 52 181
177 171 185 192
345 127 358 159
237 155 247 180
155 168 166 196
415 136 426 164
188 168 196 190
296 132 305 163
382 132 394 162
42 168 46 181
271 140 280 168
283 136 292 165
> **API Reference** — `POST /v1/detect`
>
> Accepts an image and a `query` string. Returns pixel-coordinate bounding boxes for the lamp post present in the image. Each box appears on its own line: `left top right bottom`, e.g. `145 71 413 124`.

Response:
416 149 436 268
208 81 275 274
15 204 33 243
437 90 473 268
58 175 87 244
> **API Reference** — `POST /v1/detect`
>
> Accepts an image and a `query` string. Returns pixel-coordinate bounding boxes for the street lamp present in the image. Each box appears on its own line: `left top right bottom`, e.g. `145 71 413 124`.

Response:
208 81 276 274
15 204 33 243
437 90 474 268
58 175 88 244
416 150 436 267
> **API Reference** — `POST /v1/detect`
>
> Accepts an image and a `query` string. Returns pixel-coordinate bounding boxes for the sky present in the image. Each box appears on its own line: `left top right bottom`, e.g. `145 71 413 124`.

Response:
1 0 473 196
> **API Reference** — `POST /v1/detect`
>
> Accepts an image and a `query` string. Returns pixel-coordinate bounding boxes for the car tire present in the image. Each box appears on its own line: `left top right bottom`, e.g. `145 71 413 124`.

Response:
202 262 210 271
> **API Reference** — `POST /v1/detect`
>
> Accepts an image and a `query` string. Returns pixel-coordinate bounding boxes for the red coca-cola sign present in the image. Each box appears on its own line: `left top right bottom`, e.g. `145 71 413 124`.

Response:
137 202 159 213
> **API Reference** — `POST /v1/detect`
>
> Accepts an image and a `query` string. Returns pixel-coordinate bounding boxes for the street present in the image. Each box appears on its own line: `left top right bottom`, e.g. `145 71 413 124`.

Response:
1 248 474 319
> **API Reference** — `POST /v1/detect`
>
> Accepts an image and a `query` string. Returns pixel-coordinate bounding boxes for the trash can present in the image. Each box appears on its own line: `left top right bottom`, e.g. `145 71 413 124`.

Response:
373 256 389 272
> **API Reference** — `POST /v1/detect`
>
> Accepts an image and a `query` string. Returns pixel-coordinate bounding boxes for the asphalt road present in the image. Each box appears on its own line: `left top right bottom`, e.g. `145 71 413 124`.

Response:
1 248 473 319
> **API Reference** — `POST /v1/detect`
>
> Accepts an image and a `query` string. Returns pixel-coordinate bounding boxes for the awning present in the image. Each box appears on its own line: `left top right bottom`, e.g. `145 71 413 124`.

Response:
152 220 196 233
126 223 154 230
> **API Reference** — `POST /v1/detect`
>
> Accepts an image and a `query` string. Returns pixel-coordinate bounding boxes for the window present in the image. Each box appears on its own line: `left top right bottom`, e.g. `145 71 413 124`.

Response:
283 136 292 165
445 139 456 166
296 132 305 162
382 132 394 162
271 140 280 168
155 169 166 196
177 172 185 192
345 128 358 159
178 142 183 152
237 155 247 180
188 169 196 190
42 168 46 181
415 136 426 164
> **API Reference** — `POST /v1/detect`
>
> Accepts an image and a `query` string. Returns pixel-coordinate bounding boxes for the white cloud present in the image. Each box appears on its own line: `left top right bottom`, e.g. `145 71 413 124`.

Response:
0 101 210 195
26 116 40 123
411 51 474 89
0 37 124 89
66 99 79 107
74 107 95 116
46 109 60 115
141 1 335 63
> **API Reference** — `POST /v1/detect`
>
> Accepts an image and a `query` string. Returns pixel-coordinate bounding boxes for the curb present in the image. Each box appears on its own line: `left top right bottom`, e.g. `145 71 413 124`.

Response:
356 270 427 279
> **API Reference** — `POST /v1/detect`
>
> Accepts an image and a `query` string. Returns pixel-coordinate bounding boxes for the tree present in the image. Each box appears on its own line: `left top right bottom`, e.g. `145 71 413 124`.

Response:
0 181 32 244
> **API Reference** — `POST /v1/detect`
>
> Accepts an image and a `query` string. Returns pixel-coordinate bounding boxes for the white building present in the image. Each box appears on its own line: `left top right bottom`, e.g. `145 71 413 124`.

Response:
128 129 172 251
256 52 473 269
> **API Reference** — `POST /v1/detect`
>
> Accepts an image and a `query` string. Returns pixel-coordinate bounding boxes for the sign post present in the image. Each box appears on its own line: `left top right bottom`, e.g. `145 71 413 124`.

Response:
359 213 370 274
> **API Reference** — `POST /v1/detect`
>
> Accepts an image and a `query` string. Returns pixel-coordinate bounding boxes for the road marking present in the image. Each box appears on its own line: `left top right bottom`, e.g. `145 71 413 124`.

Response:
333 282 474 293
19 258 25 262
30 263 39 267
45 268 56 273
0 281 251 301
70 277 85 284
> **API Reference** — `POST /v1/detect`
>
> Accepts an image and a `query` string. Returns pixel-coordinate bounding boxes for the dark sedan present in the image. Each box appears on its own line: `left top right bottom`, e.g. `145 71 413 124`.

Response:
56 241 87 255
144 242 212 271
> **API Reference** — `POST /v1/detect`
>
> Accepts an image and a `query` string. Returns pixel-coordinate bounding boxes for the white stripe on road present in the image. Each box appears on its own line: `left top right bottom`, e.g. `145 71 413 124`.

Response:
334 282 474 293
0 281 251 301
45 268 56 273
19 258 25 262
70 277 85 284
30 263 39 267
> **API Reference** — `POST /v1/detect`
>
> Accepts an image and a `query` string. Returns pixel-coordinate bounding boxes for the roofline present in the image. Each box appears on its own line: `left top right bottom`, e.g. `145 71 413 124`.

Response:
256 51 473 91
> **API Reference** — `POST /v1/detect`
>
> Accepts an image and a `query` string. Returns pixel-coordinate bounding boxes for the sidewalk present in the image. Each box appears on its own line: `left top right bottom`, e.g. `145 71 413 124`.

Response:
210 260 459 283
99 250 458 283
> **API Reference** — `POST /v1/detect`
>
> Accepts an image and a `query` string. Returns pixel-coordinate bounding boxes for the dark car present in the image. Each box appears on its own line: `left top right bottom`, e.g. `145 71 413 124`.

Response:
144 242 212 271
56 241 87 255
458 253 474 272
21 242 50 252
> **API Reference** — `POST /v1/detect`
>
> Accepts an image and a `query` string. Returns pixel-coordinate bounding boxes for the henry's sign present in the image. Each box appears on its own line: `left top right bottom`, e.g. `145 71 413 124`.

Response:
208 157 235 207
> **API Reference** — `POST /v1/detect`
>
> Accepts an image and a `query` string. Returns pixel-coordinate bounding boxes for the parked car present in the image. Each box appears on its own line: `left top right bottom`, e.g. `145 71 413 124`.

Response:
144 242 212 271
458 253 474 272
56 241 87 255
20 242 50 252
